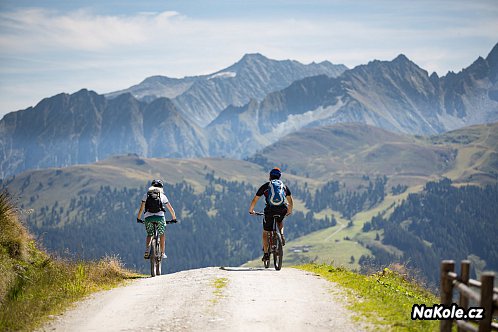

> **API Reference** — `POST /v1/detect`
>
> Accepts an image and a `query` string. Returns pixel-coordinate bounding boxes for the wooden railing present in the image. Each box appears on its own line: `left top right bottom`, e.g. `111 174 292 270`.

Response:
440 260 498 332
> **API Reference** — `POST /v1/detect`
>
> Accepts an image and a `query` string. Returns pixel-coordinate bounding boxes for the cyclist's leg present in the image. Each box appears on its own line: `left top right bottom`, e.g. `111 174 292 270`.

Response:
276 206 287 245
160 234 165 253
277 220 286 245
262 231 269 252
156 217 166 256
262 212 273 259
277 215 285 234
144 218 156 258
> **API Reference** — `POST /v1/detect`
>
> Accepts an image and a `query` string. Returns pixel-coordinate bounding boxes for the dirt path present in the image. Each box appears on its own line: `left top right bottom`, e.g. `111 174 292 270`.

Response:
40 267 369 332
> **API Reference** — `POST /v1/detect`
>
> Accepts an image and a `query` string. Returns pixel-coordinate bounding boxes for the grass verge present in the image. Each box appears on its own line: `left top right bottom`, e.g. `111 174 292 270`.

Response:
0 191 141 331
297 263 439 331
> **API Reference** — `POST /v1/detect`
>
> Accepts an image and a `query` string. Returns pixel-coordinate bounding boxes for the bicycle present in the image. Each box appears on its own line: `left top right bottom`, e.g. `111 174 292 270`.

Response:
137 218 178 277
252 212 283 271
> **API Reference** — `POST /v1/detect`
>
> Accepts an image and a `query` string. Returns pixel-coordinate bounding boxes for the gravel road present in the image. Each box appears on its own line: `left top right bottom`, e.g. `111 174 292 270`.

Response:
40 267 369 332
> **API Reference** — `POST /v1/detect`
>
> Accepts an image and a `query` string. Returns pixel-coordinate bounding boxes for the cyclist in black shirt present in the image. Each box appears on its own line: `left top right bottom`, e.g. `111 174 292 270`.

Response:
249 168 293 262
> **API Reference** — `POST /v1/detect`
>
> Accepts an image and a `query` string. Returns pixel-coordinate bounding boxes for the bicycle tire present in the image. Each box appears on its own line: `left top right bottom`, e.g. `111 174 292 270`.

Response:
274 232 283 271
150 238 157 277
155 239 162 276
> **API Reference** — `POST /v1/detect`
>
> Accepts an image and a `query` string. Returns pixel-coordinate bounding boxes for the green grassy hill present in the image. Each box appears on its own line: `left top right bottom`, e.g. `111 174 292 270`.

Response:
2 156 270 213
432 122 498 184
250 122 498 186
249 123 455 186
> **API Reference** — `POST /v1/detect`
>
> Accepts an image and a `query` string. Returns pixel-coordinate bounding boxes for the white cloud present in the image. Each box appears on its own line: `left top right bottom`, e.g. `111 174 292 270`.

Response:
1 6 496 69
0 8 182 52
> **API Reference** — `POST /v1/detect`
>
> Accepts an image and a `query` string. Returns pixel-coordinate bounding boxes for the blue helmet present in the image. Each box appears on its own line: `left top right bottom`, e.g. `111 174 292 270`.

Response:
151 179 164 188
269 168 281 179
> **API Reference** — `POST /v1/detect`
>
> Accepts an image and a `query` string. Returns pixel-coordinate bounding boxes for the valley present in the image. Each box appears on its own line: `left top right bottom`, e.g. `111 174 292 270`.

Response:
3 121 497 287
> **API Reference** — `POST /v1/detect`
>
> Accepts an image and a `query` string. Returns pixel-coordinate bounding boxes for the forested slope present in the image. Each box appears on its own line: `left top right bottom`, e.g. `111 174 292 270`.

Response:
362 178 498 285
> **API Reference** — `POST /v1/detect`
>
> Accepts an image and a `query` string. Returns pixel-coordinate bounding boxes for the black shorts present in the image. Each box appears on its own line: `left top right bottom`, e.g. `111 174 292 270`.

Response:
263 206 287 231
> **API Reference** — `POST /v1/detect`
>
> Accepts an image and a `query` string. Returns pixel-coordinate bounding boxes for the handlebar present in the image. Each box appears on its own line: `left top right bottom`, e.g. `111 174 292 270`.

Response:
250 211 265 216
136 218 179 224
249 211 292 217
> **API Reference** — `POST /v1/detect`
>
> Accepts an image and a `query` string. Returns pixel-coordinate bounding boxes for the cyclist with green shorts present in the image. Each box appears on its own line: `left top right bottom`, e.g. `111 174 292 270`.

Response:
137 179 177 259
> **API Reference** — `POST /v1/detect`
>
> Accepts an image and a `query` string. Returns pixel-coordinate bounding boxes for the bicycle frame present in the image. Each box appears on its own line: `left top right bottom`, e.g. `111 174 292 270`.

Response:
253 212 283 270
138 218 177 277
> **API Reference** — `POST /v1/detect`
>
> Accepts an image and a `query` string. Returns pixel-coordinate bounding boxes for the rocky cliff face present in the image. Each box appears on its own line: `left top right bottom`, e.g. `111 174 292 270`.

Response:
0 90 205 177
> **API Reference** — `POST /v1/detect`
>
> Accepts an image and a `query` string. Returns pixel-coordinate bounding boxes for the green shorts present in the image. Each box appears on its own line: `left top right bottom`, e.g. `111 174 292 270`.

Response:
144 216 166 236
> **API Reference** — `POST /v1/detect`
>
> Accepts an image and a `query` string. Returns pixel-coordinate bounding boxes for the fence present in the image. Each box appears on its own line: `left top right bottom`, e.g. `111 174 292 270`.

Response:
440 260 498 332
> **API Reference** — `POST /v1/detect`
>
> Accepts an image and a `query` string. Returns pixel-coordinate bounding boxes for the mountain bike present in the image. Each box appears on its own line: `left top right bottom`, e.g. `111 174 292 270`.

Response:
137 218 178 277
252 212 283 271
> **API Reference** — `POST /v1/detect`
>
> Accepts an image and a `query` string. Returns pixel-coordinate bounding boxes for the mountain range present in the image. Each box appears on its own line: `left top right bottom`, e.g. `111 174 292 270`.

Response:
1 44 497 178
106 53 347 127
207 45 498 156
0 54 346 178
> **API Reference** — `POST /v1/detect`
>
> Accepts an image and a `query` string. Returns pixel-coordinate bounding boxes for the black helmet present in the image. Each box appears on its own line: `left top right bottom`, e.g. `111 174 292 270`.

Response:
269 168 281 179
151 179 164 188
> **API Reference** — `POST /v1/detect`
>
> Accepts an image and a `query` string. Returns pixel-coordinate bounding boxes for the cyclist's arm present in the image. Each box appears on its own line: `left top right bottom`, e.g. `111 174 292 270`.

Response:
248 195 261 214
286 195 293 215
137 201 145 220
165 202 177 220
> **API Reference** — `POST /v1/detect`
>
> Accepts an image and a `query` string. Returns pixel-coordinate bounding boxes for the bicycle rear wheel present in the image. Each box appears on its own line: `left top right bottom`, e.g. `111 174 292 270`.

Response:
273 232 283 271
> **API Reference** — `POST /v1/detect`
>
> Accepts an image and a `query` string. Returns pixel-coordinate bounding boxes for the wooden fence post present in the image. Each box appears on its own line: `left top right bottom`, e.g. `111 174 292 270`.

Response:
458 260 470 332
440 260 455 332
478 272 494 332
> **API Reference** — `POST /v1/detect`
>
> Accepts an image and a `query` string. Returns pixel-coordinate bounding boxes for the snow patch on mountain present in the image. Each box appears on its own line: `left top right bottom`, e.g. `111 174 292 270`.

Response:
437 113 467 132
209 71 237 80
266 102 344 142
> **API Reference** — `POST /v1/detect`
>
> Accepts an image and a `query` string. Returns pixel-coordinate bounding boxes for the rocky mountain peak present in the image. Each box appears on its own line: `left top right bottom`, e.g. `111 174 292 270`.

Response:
238 53 270 64
485 42 498 83
393 54 410 63
227 53 273 73
486 42 498 64
391 54 425 72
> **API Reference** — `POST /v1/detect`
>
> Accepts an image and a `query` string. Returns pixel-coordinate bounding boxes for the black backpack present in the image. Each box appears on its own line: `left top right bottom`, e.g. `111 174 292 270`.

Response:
145 188 164 213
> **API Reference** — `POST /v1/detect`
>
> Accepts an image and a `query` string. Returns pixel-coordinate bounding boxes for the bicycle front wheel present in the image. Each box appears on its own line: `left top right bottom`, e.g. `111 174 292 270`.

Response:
273 232 283 271
150 238 157 277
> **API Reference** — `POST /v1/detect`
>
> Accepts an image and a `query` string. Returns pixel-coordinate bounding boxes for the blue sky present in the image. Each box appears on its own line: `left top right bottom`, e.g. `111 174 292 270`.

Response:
0 0 497 118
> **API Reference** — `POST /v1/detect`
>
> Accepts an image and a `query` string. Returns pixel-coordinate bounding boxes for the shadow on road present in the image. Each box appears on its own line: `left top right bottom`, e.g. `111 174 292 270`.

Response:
219 266 277 272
